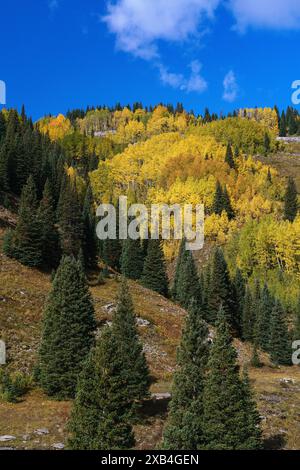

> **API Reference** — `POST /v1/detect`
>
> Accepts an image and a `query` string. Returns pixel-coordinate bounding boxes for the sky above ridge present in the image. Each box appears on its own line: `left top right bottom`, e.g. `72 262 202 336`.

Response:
0 0 299 120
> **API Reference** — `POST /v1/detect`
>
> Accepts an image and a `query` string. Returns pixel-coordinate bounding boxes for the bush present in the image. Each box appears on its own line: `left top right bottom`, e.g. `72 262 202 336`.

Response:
0 369 32 403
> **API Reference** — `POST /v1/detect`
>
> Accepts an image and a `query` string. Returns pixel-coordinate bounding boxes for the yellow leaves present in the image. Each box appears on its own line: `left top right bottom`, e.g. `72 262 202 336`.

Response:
114 120 145 144
238 194 273 219
239 107 279 135
38 114 72 141
205 212 237 244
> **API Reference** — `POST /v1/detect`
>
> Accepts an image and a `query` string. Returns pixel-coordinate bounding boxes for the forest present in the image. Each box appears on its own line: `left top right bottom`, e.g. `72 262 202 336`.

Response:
0 102 299 450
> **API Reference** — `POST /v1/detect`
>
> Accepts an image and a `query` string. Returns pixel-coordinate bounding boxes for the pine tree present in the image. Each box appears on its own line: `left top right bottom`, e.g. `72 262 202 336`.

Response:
203 308 262 450
171 239 186 299
37 179 60 269
121 239 144 280
111 278 151 404
141 239 169 296
212 181 224 215
284 177 298 222
173 246 202 310
222 186 235 220
293 295 300 341
38 256 96 399
279 111 287 137
264 133 271 155
82 185 98 269
67 328 135 450
233 268 246 337
58 178 84 258
207 248 234 326
269 301 291 366
162 300 209 450
255 284 274 351
13 175 42 267
225 144 235 169
242 287 253 342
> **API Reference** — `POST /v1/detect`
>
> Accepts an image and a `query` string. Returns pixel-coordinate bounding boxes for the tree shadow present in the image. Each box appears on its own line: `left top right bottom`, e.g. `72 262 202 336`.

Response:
263 434 286 450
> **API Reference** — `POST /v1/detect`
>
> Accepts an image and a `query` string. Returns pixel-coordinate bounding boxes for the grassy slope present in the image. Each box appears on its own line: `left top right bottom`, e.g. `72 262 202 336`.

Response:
1 228 300 450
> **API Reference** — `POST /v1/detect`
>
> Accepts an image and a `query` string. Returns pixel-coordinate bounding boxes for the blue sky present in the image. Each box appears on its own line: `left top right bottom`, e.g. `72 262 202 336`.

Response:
0 0 299 120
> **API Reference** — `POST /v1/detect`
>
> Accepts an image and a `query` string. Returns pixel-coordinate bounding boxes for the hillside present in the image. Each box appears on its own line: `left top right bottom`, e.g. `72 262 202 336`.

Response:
1 223 300 450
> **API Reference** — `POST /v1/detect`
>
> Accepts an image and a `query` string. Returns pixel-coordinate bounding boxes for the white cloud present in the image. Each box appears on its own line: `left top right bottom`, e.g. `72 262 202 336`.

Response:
228 0 300 32
222 70 238 102
158 60 207 93
103 0 221 59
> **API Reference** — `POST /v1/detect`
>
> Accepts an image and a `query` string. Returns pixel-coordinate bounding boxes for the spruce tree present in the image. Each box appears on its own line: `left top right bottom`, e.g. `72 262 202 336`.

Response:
141 239 169 296
293 295 300 341
242 287 253 341
207 248 234 326
269 301 291 366
203 308 262 450
264 132 271 155
171 239 186 299
225 144 235 169
162 300 209 449
222 186 235 220
121 238 144 280
279 111 287 137
37 179 60 269
174 247 202 310
82 185 98 269
233 268 246 337
67 328 135 450
284 177 298 222
212 181 224 215
255 284 274 351
38 256 96 399
111 278 151 404
13 175 42 267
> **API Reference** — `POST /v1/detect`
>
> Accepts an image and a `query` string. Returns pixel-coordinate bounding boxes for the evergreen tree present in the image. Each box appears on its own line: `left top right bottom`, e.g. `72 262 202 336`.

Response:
173 246 202 310
13 175 42 267
255 284 274 351
207 248 234 326
242 286 253 341
284 177 298 222
279 111 287 137
82 185 98 269
141 239 169 296
202 308 262 450
225 144 235 169
171 239 186 299
212 181 224 215
233 268 246 337
37 179 60 269
121 238 144 280
111 278 151 404
222 186 235 220
67 328 135 450
102 200 122 271
264 133 271 155
162 300 209 449
269 301 291 365
293 295 300 341
58 177 84 258
38 256 96 399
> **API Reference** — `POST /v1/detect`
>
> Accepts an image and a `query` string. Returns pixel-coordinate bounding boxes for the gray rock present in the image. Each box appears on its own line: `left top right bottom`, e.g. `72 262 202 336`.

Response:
52 443 65 450
136 317 150 327
152 392 171 400
0 436 16 442
0 447 14 450
34 428 49 436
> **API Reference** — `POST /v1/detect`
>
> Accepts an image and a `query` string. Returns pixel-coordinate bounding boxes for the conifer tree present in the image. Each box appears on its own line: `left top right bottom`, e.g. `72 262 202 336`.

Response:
111 278 150 404
141 239 169 296
264 132 271 155
171 239 186 299
293 295 300 341
212 181 224 215
233 268 246 337
67 328 135 450
279 111 287 137
207 248 234 326
222 186 235 220
255 284 274 351
38 179 60 269
82 185 98 269
102 200 122 271
269 301 291 365
121 239 144 280
284 177 298 222
242 287 253 342
225 144 235 169
203 308 262 450
13 175 42 267
162 300 209 449
38 256 96 399
173 246 202 310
